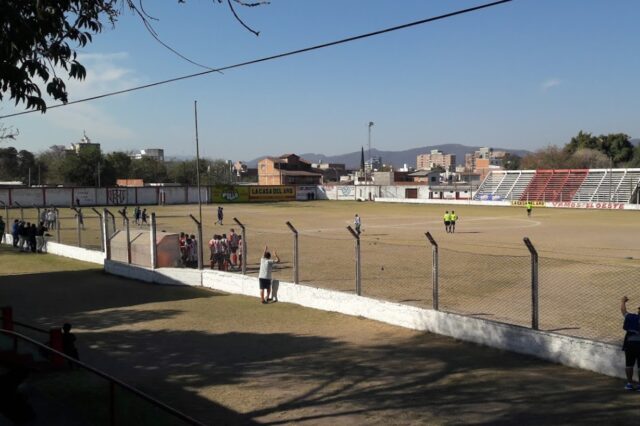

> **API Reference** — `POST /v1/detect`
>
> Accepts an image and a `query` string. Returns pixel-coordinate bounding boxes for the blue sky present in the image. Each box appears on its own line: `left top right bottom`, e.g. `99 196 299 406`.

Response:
3 0 640 161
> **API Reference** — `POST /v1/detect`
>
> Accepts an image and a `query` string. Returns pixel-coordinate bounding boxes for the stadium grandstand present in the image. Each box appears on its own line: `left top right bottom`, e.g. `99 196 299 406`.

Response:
474 168 640 203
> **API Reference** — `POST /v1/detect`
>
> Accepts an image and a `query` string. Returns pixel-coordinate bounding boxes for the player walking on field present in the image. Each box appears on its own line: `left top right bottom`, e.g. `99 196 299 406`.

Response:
450 210 458 233
354 214 361 235
526 201 533 217
443 211 451 233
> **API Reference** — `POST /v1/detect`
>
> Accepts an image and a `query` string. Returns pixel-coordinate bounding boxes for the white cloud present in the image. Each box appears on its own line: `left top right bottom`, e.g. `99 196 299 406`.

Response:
41 52 140 144
541 78 561 91
64 52 140 100
44 103 135 142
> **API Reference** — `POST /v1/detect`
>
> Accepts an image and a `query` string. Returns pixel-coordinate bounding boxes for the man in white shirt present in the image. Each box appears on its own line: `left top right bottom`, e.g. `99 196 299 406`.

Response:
259 245 280 304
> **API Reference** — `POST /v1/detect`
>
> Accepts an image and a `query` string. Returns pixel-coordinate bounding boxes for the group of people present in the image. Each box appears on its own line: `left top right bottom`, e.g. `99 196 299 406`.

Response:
7 218 49 253
208 229 242 271
443 210 458 233
40 208 58 230
133 206 149 226
179 232 199 268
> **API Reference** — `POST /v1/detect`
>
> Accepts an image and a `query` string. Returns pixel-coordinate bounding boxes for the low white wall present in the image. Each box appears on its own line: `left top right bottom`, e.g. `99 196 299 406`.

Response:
2 234 104 264
376 197 512 207
104 260 624 380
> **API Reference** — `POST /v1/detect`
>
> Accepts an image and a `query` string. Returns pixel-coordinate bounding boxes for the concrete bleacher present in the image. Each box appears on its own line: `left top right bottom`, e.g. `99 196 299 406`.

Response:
477 168 640 203
473 171 534 201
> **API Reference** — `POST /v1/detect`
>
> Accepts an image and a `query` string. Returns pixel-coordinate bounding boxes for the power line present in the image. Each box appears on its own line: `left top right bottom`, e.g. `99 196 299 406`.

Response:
1 0 513 120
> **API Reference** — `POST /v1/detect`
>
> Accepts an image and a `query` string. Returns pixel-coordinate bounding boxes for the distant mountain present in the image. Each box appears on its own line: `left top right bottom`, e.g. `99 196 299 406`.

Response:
631 138 640 147
246 144 531 169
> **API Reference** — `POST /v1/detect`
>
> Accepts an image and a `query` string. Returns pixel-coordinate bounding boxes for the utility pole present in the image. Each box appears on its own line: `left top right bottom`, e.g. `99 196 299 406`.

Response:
367 122 374 182
193 101 204 269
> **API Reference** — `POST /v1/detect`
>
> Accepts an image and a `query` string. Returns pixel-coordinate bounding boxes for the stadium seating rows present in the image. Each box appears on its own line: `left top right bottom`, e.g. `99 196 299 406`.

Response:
474 168 640 203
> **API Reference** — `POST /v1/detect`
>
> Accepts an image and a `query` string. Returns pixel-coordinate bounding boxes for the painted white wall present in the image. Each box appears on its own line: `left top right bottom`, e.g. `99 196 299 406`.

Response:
12 189 43 206
102 260 626 381
46 188 72 206
375 197 512 207
0 189 9 205
74 188 98 205
136 187 157 205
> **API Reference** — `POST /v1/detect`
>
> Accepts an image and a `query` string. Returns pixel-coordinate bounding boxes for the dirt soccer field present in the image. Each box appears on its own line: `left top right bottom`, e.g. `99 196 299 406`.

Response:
0 247 639 425
9 201 640 343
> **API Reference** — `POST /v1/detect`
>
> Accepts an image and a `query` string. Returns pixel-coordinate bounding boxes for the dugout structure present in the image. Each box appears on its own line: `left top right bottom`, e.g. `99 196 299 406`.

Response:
110 230 181 267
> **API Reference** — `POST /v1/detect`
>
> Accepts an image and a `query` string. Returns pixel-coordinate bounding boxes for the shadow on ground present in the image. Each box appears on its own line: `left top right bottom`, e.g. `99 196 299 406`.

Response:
79 325 639 426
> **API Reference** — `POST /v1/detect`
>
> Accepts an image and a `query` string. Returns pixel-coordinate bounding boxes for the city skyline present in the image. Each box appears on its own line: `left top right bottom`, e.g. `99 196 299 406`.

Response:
2 0 639 160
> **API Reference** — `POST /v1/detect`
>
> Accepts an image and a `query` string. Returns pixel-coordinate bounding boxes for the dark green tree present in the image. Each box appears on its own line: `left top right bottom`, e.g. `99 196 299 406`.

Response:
502 153 521 170
130 157 167 183
0 147 19 180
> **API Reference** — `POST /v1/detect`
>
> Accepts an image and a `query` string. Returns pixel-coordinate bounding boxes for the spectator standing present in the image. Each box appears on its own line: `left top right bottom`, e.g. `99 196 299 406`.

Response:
141 209 148 225
36 222 48 253
11 219 19 247
258 245 280 304
28 223 37 253
621 296 640 390
62 323 79 360
228 229 240 268
354 214 361 235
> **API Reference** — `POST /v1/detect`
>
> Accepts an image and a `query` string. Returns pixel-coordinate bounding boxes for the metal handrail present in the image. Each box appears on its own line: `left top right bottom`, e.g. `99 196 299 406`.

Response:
0 328 206 426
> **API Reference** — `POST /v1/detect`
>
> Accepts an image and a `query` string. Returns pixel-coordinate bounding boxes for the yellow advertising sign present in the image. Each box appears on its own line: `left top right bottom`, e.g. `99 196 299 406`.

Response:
211 185 249 203
511 200 546 207
249 185 296 201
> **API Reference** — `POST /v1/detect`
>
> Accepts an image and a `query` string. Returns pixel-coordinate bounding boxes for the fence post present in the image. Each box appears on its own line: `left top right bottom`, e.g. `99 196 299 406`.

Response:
425 232 439 311
34 205 40 224
54 208 61 243
523 237 539 330
150 213 158 269
346 225 361 296
102 209 111 260
0 202 7 243
285 221 299 284
118 211 131 264
189 214 203 270
91 207 104 252
15 202 24 221
233 217 246 275
71 207 81 247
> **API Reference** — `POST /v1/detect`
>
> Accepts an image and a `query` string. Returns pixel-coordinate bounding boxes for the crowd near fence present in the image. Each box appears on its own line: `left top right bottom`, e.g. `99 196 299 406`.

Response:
2 204 638 348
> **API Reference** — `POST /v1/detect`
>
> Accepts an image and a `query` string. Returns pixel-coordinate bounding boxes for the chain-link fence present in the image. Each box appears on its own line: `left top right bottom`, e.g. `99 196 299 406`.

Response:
539 256 640 344
439 246 531 327
8 206 636 347
361 238 432 307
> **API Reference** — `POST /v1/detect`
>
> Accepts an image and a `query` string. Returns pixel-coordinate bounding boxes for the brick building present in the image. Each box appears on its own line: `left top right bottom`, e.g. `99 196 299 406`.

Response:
258 154 323 185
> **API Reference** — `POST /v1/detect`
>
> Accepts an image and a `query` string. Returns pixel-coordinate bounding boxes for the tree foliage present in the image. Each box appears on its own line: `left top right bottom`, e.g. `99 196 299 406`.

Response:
520 131 636 169
1 0 267 113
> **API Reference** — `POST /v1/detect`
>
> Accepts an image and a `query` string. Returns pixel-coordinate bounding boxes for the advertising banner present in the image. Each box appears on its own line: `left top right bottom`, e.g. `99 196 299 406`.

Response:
511 200 546 207
548 201 625 210
249 186 295 201
73 187 97 205
211 185 250 203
